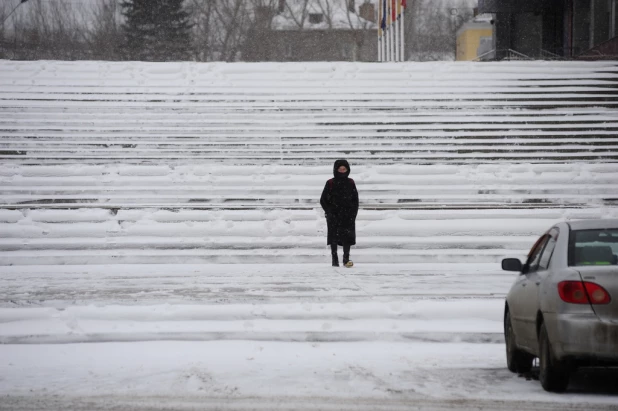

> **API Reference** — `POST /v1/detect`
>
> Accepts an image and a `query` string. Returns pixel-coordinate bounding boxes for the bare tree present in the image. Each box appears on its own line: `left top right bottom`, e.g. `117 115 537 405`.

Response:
188 0 216 61
283 0 310 29
191 0 266 62
239 0 279 61
406 0 474 61
8 0 90 60
213 0 250 61
86 0 123 60
336 0 375 61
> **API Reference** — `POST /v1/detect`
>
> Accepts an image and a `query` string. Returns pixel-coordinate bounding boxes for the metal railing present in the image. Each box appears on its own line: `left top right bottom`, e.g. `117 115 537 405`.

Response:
472 48 571 61
540 49 565 60
472 49 532 61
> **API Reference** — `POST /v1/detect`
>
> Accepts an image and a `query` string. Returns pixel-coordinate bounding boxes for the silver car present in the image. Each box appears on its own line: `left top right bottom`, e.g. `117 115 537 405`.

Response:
502 219 618 392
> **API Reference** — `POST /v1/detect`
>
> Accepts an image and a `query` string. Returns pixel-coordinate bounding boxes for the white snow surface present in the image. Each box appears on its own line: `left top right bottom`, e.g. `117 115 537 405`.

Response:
1 263 618 410
2 60 618 408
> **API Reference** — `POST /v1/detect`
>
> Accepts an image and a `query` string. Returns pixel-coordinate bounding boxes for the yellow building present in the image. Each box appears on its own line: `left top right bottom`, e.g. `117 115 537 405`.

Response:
456 15 494 61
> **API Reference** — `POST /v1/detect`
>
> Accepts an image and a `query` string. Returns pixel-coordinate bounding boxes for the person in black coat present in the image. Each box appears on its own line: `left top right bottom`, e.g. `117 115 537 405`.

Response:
320 159 359 267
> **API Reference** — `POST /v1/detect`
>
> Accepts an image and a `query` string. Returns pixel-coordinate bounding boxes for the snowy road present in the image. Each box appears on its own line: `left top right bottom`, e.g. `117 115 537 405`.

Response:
1 264 617 409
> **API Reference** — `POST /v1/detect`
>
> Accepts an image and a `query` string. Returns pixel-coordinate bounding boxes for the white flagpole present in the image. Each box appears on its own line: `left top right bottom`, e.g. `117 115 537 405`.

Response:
397 13 401 61
394 11 399 61
385 3 390 61
378 24 382 60
380 0 388 61
389 6 394 61
400 4 405 61
384 24 391 62
377 0 381 62
397 6 402 61
383 30 387 62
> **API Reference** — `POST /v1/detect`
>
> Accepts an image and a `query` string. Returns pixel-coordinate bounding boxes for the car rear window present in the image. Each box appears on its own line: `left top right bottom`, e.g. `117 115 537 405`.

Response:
569 229 618 266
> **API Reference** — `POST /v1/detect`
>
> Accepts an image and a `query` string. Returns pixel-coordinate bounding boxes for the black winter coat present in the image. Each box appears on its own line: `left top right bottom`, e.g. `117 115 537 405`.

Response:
320 159 359 246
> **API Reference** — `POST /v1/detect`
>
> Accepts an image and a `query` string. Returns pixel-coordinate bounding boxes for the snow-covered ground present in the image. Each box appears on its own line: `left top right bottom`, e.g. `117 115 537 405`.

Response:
1 264 618 410
1 60 618 409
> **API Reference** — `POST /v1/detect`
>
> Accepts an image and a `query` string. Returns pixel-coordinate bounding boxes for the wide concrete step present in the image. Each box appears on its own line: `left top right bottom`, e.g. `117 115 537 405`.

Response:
3 100 617 110
0 249 529 265
1 164 616 207
2 106 615 117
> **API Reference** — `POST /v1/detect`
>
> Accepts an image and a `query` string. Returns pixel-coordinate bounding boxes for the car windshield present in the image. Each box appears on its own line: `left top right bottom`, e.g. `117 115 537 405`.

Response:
569 229 618 266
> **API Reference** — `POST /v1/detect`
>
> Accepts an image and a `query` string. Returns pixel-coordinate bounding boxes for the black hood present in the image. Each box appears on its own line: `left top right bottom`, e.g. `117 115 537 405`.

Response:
333 159 351 179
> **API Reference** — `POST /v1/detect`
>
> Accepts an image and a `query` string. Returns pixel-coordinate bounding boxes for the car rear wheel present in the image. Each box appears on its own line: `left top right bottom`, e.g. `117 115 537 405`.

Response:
539 322 570 392
505 311 533 373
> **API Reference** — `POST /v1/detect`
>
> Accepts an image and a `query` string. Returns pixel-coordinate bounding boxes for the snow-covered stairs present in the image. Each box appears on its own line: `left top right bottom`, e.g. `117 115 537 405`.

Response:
2 206 617 265
1 61 618 165
1 61 618 265
1 163 617 209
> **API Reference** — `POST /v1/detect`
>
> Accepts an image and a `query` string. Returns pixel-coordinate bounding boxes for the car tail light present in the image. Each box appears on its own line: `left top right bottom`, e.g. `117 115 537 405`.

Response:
558 281 611 305
585 282 612 304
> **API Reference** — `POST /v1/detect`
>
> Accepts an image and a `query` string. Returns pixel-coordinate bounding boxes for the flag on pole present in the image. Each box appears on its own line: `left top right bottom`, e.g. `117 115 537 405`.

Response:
387 0 391 27
391 0 396 22
381 0 386 31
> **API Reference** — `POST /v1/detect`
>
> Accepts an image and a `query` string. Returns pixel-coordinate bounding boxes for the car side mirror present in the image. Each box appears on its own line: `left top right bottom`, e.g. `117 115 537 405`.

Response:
502 258 522 272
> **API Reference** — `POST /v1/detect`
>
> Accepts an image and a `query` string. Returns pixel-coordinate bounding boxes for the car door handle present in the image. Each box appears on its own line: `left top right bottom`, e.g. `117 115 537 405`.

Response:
536 281 541 286
521 283 527 287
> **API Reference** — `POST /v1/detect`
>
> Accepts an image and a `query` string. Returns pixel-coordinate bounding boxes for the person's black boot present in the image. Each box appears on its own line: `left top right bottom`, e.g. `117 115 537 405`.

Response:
332 254 339 267
331 244 339 267
343 245 353 267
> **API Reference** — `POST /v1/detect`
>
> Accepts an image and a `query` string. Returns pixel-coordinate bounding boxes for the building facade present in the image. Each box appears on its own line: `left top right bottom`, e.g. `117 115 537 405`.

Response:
478 0 618 59
456 14 494 61
244 0 378 62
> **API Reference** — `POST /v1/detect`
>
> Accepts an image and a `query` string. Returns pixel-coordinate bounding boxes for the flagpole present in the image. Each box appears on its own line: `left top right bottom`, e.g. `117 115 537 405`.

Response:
378 0 382 62
392 0 396 62
385 2 389 61
388 0 395 61
395 0 400 61
397 8 401 61
389 4 394 61
380 0 386 62
394 15 398 61
383 0 388 62
400 3 405 61
399 19 402 61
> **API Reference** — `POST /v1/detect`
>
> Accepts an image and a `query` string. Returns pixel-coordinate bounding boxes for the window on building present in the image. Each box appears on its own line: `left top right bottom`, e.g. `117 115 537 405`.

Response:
309 13 324 24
